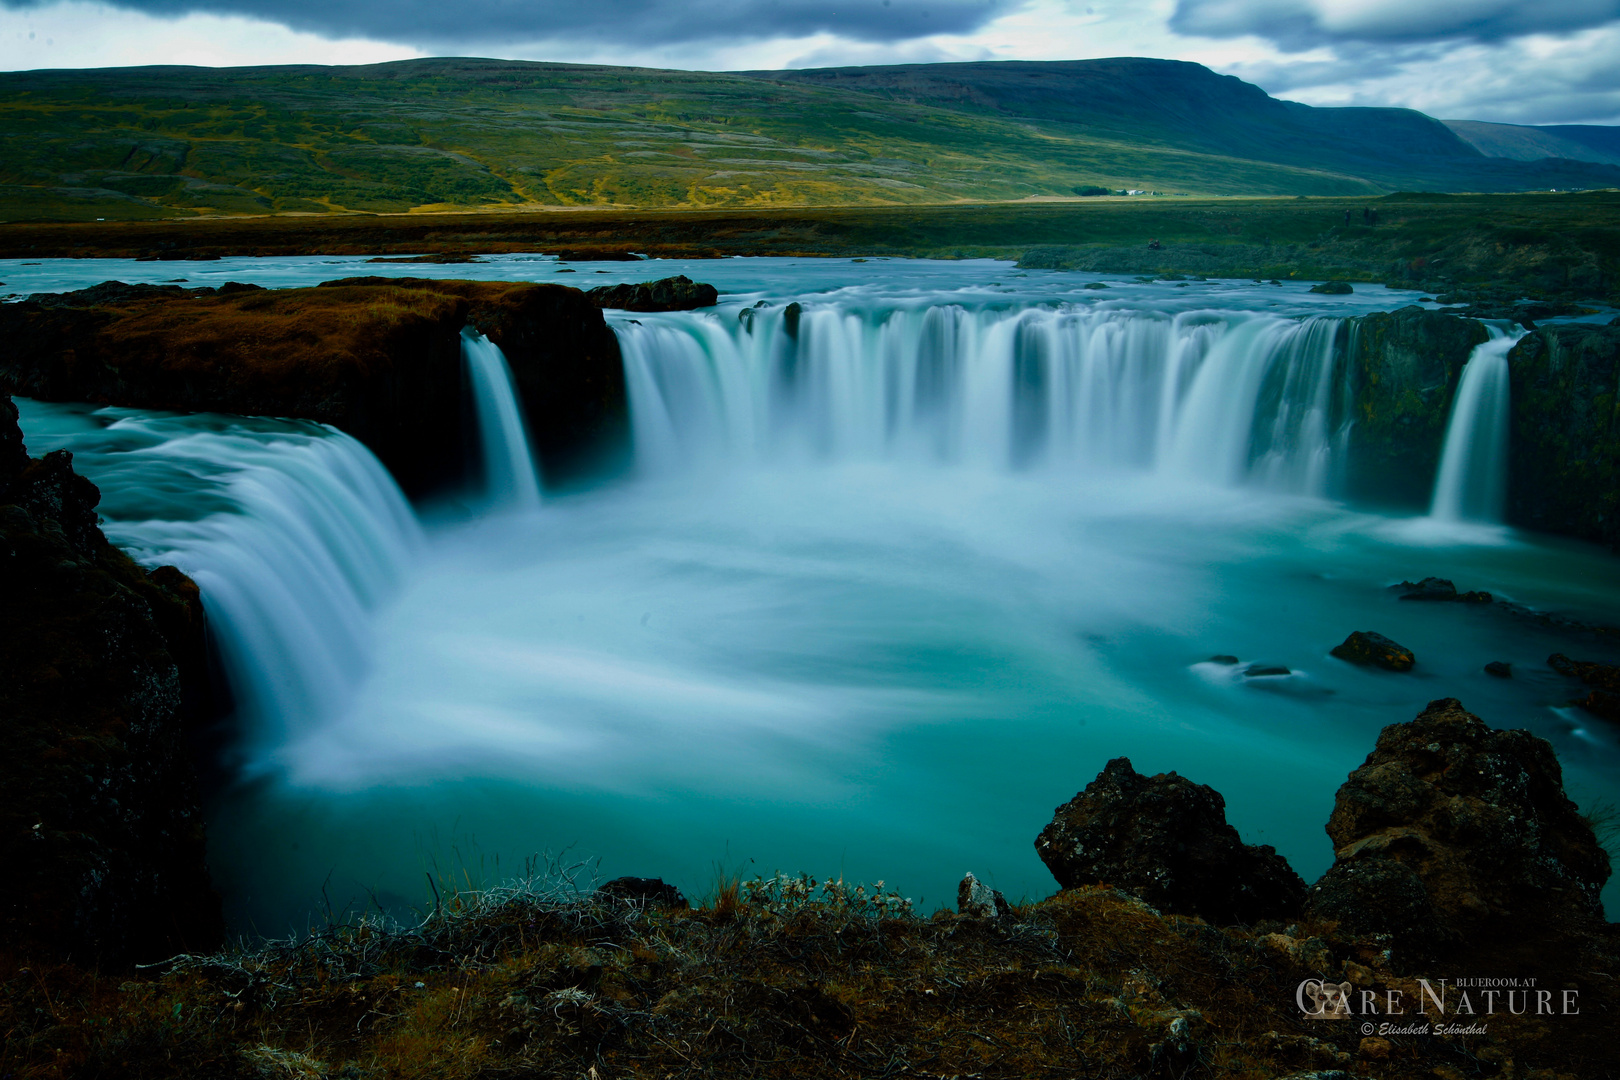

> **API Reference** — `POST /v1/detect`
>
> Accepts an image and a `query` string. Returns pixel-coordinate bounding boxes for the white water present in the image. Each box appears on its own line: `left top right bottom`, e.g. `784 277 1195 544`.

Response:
1430 326 1522 523
12 404 423 758
618 305 1350 495
462 329 543 511
9 257 1619 932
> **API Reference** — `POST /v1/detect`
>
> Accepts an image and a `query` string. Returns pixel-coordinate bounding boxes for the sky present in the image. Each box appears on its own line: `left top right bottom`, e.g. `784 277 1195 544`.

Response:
1 0 1618 126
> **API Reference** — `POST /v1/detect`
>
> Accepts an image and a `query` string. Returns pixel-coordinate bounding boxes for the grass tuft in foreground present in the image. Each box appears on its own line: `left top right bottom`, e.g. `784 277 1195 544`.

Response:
3 856 1613 1079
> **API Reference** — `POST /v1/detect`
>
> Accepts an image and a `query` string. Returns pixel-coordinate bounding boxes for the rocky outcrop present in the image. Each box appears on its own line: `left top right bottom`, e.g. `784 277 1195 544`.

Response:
957 872 1010 919
585 275 719 312
1305 698 1610 959
1329 630 1414 671
1034 757 1306 925
1342 307 1488 508
1392 576 1490 603
1548 653 1620 720
1 396 222 966
0 277 627 494
1505 319 1620 547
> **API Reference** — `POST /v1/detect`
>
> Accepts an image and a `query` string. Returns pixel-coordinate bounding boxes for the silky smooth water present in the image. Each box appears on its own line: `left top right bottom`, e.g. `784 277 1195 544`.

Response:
1431 325 1522 524
9 256 1620 929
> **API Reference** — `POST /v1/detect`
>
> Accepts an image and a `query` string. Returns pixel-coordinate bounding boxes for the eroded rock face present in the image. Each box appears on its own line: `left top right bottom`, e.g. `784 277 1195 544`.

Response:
0 277 627 494
1507 321 1620 548
585 275 718 312
1306 698 1610 957
1035 757 1306 925
1 396 222 965
1344 307 1488 508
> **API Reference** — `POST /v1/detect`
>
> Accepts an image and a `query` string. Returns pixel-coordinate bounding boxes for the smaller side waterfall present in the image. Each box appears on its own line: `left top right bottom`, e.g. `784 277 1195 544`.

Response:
462 329 543 510
1430 326 1522 523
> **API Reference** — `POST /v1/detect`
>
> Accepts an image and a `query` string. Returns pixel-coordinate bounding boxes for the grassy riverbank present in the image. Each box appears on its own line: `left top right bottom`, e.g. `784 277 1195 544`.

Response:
2 191 1618 302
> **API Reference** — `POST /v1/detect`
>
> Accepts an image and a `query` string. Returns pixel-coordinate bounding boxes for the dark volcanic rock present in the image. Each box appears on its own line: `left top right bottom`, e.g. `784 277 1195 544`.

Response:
1506 321 1620 548
1 397 222 966
1548 652 1620 691
1344 308 1488 508
1549 653 1620 719
0 277 627 494
1329 630 1415 671
1309 280 1353 294
1306 698 1610 959
596 877 688 909
585 275 718 312
1035 757 1306 925
1392 576 1491 603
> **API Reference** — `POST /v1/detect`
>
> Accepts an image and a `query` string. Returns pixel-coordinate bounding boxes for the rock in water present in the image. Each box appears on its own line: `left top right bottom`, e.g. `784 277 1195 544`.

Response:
1484 660 1512 678
585 275 718 312
1034 757 1306 925
1393 577 1491 602
1309 280 1353 294
957 872 1010 918
1305 698 1610 958
596 877 688 909
1329 630 1414 671
1548 652 1620 691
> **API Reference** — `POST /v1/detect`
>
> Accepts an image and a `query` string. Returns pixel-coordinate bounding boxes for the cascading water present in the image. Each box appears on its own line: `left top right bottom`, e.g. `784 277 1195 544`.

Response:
615 304 1350 495
13 401 423 756
1429 326 1522 523
13 256 1620 935
462 328 543 510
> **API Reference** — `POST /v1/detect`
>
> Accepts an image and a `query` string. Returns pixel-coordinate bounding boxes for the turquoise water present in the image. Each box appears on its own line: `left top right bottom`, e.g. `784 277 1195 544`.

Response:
9 256 1620 930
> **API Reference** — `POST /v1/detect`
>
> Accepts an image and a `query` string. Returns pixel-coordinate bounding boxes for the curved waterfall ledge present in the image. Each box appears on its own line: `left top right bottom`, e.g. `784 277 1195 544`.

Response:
0 277 627 494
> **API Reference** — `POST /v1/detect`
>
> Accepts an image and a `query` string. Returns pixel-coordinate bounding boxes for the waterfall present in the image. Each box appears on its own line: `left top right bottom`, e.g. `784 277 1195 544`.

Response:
462 328 543 510
11 402 425 755
615 304 1352 495
1429 326 1521 523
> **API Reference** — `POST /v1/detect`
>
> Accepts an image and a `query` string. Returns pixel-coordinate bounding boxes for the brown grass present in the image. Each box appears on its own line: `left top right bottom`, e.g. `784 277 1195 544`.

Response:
3 864 1613 1080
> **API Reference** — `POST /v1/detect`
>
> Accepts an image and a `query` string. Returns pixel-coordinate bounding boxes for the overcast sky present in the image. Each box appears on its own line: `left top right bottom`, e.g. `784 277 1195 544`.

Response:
2 0 1618 125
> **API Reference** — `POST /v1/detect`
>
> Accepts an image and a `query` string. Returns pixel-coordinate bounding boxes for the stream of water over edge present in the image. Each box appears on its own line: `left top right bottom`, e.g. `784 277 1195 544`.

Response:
7 255 1620 928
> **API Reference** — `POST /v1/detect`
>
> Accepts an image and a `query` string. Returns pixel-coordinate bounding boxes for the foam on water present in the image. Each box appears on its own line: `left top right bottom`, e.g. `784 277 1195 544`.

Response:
9 258 1620 931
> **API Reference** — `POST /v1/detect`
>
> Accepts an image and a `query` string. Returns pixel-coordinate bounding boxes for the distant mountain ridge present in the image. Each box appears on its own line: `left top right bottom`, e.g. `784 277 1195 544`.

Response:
752 59 1619 192
0 55 1614 221
1443 119 1620 167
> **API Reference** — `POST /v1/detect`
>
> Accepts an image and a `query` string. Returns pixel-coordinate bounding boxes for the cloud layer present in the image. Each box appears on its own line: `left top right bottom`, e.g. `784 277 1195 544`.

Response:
2 0 1022 47
1 0 1618 126
1172 0 1620 49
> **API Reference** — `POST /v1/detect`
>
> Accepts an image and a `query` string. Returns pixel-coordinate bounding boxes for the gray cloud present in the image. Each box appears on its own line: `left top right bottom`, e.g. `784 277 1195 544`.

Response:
0 0 1019 46
1172 0 1620 50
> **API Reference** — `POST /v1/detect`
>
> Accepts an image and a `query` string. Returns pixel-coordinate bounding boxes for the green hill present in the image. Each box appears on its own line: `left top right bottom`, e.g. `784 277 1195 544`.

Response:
0 56 1616 222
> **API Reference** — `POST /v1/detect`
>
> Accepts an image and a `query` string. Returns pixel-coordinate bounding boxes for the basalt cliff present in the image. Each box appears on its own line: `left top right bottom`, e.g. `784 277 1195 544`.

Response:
0 277 629 494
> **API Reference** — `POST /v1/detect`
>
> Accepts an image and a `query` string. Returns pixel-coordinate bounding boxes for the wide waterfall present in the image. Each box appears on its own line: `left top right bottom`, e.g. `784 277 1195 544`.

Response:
463 329 543 510
616 304 1350 496
1430 326 1521 523
10 254 1619 937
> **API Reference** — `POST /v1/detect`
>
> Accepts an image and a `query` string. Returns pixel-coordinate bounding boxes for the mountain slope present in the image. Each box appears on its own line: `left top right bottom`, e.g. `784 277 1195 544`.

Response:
753 58 1620 194
1446 119 1620 167
0 56 1615 223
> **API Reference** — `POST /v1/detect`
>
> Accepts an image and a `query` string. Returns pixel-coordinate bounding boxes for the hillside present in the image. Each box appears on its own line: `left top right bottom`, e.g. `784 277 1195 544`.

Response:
756 58 1620 193
0 56 1617 222
1446 118 1620 167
